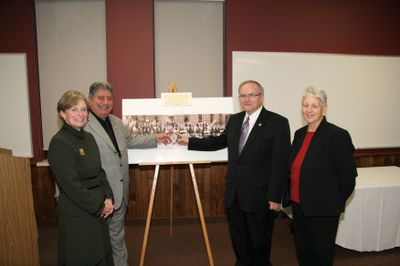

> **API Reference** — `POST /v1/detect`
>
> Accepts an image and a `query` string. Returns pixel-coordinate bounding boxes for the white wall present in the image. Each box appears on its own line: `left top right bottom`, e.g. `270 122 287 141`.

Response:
35 0 107 149
0 54 32 157
154 0 224 97
233 52 400 149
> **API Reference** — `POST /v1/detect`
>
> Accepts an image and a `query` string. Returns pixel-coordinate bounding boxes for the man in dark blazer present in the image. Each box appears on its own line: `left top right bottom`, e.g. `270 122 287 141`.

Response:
178 80 291 266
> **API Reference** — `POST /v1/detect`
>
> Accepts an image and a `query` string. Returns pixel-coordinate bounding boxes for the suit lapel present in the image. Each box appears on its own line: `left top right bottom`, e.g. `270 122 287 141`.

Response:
87 113 116 152
290 127 307 164
239 108 269 156
289 117 329 164
108 115 123 152
234 112 246 153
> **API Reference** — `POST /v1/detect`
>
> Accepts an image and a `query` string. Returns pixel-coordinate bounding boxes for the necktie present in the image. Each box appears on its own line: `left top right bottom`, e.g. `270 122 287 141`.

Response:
238 116 250 154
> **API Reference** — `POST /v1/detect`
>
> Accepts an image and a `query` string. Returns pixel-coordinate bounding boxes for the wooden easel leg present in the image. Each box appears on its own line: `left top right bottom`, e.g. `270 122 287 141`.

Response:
169 165 174 238
189 164 215 266
140 165 160 266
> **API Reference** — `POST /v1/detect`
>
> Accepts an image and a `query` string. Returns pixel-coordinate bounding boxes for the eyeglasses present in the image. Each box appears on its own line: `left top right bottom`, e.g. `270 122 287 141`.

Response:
238 93 262 99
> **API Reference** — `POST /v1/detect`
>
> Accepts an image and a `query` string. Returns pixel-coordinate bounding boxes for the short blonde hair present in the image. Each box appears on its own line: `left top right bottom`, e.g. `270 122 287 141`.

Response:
303 86 327 108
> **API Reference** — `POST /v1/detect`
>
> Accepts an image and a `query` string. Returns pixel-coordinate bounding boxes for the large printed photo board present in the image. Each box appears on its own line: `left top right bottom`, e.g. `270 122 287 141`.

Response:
122 97 233 164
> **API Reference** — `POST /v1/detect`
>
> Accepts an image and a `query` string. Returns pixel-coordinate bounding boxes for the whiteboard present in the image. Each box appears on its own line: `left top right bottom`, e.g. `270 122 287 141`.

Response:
233 52 400 149
0 54 33 157
123 97 233 164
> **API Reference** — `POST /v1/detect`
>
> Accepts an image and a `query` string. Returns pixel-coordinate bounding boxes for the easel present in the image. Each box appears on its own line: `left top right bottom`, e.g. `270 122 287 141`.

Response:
139 161 214 266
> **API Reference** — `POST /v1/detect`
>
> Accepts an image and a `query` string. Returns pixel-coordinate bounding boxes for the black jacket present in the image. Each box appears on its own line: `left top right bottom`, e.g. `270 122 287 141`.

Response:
189 107 291 212
48 124 114 265
289 117 358 216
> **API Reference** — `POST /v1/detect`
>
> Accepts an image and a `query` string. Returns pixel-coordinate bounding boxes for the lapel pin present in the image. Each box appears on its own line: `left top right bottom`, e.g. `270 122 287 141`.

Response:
258 123 262 127
79 148 86 156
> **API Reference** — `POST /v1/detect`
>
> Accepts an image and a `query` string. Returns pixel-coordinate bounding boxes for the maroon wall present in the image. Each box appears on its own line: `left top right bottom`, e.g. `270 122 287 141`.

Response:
0 1 43 162
105 0 155 117
225 0 400 95
1 0 400 162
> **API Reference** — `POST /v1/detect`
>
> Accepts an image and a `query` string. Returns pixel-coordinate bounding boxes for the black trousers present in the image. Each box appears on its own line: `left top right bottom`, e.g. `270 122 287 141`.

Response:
291 202 340 266
227 196 276 266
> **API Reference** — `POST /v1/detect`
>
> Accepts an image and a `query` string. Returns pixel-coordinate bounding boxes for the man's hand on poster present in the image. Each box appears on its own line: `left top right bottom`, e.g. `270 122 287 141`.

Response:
156 132 171 145
177 134 189 145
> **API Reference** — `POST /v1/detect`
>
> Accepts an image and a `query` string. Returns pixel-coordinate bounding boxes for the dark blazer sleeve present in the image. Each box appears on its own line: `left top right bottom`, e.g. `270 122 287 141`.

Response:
267 116 291 202
332 129 358 201
188 122 229 151
97 162 114 203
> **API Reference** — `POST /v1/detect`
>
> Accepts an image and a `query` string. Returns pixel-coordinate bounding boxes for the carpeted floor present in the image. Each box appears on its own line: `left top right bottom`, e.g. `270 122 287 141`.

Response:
38 214 400 265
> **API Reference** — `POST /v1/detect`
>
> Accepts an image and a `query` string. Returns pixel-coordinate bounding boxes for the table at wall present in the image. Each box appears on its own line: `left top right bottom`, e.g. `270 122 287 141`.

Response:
335 166 400 251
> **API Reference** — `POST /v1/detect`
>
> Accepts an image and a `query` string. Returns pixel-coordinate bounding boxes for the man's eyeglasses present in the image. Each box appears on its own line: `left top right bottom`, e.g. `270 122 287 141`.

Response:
238 93 262 99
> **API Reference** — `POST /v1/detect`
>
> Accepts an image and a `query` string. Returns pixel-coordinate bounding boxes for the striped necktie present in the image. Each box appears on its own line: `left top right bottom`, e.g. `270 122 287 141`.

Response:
238 116 250 154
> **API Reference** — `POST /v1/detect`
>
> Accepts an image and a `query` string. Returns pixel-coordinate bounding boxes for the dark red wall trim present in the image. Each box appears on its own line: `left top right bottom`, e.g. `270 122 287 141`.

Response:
105 0 155 117
225 0 400 96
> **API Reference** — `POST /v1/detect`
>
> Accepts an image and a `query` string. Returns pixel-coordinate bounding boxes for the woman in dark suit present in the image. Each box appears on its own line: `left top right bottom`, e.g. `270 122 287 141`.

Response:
48 90 114 265
288 86 357 266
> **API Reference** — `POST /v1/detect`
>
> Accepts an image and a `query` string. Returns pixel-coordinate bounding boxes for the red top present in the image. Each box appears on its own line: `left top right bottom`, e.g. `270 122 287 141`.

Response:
290 131 314 203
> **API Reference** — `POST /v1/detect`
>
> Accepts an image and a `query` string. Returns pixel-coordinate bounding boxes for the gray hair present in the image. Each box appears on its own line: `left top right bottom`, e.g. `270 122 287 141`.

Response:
89 81 114 97
238 80 264 94
303 86 327 108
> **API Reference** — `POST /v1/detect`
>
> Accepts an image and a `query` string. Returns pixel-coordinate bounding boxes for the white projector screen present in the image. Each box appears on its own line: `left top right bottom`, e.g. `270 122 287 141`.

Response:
0 54 33 157
233 52 400 149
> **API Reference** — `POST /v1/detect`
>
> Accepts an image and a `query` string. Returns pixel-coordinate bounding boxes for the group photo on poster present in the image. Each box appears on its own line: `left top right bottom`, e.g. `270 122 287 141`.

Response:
123 113 230 148
122 97 233 163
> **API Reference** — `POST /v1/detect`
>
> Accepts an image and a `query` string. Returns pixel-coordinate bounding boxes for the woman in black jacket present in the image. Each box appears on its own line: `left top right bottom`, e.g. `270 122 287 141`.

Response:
48 90 114 265
288 86 357 266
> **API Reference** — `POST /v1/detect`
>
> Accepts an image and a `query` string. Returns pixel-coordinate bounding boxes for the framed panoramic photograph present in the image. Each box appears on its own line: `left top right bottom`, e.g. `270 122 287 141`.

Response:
122 97 233 164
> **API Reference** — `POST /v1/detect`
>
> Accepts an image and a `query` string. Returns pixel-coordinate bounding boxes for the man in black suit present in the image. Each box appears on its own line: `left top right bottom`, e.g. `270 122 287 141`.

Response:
178 80 290 266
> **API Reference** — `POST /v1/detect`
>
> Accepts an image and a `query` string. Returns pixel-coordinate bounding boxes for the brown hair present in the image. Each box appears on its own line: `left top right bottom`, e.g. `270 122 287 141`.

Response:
57 90 88 118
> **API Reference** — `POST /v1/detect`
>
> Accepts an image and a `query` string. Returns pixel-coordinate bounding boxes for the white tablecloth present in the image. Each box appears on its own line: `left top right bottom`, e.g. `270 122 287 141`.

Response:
335 166 400 251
